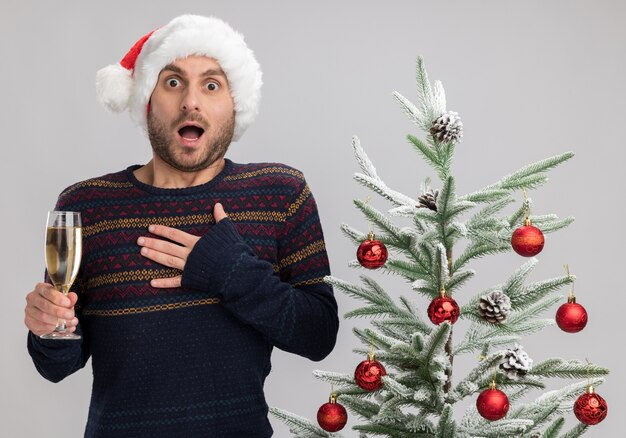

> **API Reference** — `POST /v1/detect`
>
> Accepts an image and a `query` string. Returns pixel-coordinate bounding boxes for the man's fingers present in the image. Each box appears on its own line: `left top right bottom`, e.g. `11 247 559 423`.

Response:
31 296 75 321
137 236 190 259
150 276 182 289
25 305 63 326
214 202 228 223
67 292 79 307
26 318 78 336
36 283 71 307
25 318 58 336
147 225 199 247
139 247 185 270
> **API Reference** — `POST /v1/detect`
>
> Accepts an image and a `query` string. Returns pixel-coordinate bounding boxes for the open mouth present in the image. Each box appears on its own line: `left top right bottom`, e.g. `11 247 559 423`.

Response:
177 123 205 143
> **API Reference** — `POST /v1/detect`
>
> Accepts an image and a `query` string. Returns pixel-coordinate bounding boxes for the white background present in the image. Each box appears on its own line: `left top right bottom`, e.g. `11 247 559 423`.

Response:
1 1 624 436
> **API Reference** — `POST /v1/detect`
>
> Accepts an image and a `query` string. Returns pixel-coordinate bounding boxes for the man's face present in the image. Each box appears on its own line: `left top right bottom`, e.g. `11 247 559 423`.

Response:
147 55 235 172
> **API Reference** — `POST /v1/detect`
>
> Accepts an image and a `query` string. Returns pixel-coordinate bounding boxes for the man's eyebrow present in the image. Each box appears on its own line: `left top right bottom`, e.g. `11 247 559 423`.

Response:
202 68 226 77
161 64 183 75
160 64 226 78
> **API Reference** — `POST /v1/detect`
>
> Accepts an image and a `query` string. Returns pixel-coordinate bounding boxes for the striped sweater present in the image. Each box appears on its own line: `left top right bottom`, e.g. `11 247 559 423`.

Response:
27 159 339 437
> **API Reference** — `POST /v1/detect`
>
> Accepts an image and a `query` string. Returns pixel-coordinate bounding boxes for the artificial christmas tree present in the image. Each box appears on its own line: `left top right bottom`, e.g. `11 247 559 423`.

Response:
270 57 609 437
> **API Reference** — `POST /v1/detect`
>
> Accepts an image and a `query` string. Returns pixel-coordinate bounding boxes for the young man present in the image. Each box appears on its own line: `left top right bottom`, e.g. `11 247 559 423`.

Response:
24 15 338 437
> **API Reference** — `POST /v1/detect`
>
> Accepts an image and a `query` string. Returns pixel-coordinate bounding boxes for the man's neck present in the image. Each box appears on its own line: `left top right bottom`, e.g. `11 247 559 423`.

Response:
134 157 226 189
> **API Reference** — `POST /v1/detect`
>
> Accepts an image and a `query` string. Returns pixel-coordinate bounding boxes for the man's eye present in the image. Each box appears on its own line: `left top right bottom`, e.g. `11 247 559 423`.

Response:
206 82 219 91
167 78 180 87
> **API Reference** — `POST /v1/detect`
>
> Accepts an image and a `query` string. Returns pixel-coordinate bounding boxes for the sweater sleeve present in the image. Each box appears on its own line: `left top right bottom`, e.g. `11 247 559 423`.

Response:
27 192 91 383
182 177 339 361
27 276 91 383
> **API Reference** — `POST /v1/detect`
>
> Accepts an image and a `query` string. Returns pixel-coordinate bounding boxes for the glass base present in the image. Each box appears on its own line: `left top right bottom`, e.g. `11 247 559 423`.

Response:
40 330 81 340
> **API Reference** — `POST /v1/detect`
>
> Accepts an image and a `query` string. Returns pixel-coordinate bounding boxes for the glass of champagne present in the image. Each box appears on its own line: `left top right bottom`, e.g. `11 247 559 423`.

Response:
41 211 83 340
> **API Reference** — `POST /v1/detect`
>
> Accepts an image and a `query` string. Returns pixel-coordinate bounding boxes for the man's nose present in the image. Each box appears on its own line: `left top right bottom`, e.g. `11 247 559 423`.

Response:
180 88 200 112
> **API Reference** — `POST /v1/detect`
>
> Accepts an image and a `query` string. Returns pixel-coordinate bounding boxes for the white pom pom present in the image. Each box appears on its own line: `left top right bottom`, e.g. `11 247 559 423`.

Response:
96 64 133 112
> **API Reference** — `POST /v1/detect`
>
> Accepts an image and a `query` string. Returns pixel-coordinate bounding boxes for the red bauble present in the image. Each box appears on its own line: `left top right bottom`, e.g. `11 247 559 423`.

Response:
357 232 388 269
476 387 510 421
427 296 460 325
574 387 608 425
556 297 588 333
511 222 545 257
317 395 348 432
354 355 387 391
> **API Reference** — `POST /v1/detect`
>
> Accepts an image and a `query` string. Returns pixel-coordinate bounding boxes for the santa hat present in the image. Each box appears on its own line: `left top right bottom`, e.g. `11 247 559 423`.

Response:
96 14 262 141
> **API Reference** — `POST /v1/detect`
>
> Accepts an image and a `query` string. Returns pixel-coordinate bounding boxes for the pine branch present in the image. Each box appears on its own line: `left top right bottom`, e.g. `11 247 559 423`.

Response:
388 205 417 218
325 275 389 307
354 327 397 351
498 152 574 190
534 216 575 233
460 188 511 204
445 270 475 294
509 199 532 228
432 80 447 115
452 241 510 273
352 136 379 180
340 223 366 246
353 199 409 246
558 423 589 438
417 322 452 390
407 134 444 178
449 352 506 403
509 378 605 431
434 244 450 292
542 417 566 438
269 407 339 438
344 305 409 320
503 258 538 297
453 323 520 356
384 259 431 282
353 173 419 208
353 423 431 438
529 359 609 379
467 197 515 225
381 375 415 398
393 91 428 131
503 296 562 327
338 394 380 420
415 57 435 122
376 316 432 339
435 404 456 438
436 176 456 224
507 274 573 310
312 370 358 389
502 174 548 191
475 419 535 437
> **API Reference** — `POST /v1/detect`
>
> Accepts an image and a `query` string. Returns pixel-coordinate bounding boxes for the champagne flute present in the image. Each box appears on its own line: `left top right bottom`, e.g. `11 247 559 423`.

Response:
41 211 83 340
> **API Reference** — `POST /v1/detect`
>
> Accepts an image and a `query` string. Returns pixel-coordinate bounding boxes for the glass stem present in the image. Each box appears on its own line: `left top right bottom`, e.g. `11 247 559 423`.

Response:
54 285 71 333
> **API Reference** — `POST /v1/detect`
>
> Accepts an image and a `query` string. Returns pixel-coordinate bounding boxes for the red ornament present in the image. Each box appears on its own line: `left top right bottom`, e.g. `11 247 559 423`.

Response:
556 296 588 333
354 353 387 391
511 218 544 257
428 291 460 325
574 386 608 425
476 384 510 421
357 231 388 269
317 393 348 432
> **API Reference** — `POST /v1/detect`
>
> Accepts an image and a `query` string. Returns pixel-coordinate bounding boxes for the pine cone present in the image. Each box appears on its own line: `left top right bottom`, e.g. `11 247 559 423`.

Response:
478 290 511 324
430 111 463 144
499 344 533 380
417 189 438 211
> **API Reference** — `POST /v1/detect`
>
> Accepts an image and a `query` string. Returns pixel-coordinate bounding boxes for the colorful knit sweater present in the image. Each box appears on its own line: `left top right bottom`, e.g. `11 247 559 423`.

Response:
27 159 339 437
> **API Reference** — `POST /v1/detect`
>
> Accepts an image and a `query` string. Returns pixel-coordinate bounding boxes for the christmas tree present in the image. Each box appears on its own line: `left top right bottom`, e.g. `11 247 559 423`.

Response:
271 57 609 437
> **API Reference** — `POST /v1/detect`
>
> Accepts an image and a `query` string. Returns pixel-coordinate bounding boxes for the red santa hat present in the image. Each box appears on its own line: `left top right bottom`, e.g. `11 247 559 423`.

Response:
96 14 262 141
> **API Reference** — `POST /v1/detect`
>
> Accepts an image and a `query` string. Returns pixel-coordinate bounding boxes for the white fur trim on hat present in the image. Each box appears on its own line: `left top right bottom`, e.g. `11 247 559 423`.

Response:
96 64 134 112
96 15 262 142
